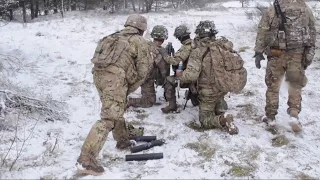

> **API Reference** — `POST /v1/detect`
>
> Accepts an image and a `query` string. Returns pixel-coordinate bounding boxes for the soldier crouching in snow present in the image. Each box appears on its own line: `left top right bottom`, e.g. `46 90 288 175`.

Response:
159 24 228 114
76 14 154 175
253 0 316 133
126 25 170 108
172 20 244 135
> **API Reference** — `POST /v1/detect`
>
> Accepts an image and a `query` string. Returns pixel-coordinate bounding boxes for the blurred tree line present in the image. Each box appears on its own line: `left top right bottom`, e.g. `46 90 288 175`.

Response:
0 0 238 23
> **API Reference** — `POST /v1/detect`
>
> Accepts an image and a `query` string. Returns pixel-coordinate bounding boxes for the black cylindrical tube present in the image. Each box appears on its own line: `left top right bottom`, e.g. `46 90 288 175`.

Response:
129 136 157 142
130 139 165 153
125 153 163 161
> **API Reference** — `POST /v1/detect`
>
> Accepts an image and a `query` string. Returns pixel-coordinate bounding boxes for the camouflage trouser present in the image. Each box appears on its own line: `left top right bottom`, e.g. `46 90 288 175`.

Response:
265 52 307 119
129 76 156 108
198 87 228 129
80 69 131 158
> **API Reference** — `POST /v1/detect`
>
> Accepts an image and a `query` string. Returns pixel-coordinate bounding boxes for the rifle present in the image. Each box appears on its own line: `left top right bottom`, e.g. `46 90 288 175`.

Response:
183 90 190 110
274 0 287 50
166 42 175 56
175 61 183 99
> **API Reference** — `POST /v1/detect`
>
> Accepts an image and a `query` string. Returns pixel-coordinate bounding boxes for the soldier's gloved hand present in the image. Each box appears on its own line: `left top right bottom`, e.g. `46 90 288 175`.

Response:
253 52 265 69
175 69 183 77
303 46 315 69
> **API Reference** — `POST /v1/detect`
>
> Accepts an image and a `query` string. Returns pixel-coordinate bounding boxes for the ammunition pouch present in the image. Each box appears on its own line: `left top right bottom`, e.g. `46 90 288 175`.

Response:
278 30 286 50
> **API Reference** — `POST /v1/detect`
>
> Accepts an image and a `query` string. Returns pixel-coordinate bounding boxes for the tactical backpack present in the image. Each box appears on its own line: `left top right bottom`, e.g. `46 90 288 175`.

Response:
91 31 132 66
208 38 247 93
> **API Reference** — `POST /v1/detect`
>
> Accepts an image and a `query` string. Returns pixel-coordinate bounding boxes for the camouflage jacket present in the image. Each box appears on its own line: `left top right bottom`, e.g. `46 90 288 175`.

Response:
254 0 316 53
163 39 193 66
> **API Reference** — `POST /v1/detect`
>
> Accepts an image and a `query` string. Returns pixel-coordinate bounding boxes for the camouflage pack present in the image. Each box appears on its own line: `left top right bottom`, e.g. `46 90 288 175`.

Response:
209 37 247 93
91 32 132 67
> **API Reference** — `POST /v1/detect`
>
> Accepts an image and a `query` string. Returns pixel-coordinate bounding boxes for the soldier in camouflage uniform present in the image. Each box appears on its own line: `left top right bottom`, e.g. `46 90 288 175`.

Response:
77 14 153 174
159 24 228 114
254 0 316 132
174 20 238 135
127 25 170 108
172 21 238 135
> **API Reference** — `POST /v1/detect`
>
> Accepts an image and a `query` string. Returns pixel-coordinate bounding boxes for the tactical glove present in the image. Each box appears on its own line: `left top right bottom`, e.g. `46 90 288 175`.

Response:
253 52 265 69
303 46 315 70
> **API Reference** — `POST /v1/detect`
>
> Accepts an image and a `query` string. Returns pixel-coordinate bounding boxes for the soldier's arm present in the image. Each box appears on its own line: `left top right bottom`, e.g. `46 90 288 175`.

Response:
180 48 202 83
254 8 271 53
163 45 191 65
306 6 317 47
128 37 152 94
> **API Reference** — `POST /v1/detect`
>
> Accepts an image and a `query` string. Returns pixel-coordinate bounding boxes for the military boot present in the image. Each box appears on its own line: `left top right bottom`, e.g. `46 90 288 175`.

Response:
161 100 178 114
262 116 278 134
219 114 238 135
262 116 276 127
288 109 302 133
76 154 104 175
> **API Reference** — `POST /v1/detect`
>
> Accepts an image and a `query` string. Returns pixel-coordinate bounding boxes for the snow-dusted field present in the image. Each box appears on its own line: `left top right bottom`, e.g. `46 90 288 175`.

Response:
1 1 320 179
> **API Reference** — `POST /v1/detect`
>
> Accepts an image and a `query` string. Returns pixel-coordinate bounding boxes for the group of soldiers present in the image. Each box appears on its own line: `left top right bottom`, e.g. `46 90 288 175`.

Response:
76 0 316 175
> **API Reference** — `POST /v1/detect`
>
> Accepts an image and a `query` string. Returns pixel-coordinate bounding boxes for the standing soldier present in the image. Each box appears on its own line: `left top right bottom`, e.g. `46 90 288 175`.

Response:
76 14 153 175
173 20 242 135
127 25 170 108
159 24 227 114
254 0 316 132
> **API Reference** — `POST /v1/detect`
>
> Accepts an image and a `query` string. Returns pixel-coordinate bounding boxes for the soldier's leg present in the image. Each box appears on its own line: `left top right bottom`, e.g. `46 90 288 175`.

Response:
198 89 238 135
285 53 307 117
161 76 178 113
128 77 156 108
264 56 286 122
215 97 228 115
285 53 307 132
77 71 128 173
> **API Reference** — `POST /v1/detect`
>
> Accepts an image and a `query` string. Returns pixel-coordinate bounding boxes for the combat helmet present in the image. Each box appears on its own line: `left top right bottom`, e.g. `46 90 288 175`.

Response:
173 24 191 39
195 20 218 38
151 25 168 40
124 14 147 31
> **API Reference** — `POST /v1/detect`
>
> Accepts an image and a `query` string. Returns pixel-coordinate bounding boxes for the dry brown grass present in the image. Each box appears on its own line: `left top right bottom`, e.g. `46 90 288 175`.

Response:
184 141 216 161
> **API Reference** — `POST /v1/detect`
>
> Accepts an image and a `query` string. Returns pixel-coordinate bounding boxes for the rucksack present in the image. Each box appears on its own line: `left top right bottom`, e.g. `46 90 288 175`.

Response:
208 38 247 93
91 31 132 66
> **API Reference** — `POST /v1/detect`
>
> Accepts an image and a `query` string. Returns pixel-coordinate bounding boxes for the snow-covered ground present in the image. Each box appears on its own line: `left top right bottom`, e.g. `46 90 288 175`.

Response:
1 1 320 179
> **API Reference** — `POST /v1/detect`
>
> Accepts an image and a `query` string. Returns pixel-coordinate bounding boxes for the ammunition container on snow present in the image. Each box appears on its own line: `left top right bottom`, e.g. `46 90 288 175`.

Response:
129 136 157 142
130 139 165 153
125 153 164 161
